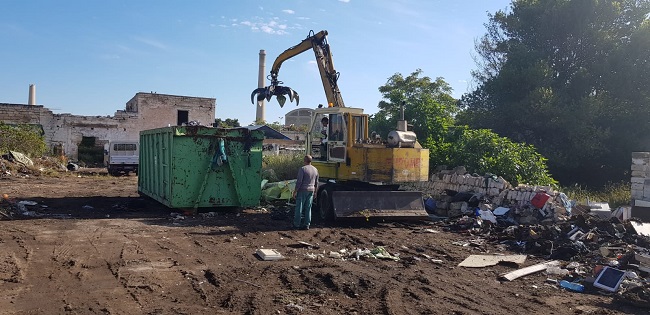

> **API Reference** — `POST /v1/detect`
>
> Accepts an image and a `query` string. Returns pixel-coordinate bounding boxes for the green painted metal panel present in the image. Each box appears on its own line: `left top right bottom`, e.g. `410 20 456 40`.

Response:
138 126 264 209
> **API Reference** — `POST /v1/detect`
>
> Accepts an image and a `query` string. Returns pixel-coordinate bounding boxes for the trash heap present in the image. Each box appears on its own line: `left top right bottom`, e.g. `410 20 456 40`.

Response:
0 196 44 219
1 150 68 177
412 168 650 308
407 168 572 225
445 211 650 308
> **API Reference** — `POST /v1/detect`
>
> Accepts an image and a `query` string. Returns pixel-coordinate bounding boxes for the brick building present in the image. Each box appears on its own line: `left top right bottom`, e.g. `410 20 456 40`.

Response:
0 92 215 161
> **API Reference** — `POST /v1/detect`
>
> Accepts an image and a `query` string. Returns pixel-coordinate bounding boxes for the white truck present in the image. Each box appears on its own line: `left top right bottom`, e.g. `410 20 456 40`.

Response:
104 141 139 176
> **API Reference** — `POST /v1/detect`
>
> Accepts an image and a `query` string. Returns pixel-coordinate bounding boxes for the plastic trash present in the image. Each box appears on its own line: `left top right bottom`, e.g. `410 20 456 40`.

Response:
424 197 436 213
546 266 570 276
559 280 584 292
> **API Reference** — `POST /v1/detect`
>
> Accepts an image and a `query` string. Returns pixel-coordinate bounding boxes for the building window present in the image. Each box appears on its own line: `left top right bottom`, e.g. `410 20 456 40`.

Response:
177 110 189 126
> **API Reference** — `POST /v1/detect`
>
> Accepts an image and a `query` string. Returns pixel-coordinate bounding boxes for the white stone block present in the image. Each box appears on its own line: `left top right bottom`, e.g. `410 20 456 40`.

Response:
632 183 644 191
632 177 645 184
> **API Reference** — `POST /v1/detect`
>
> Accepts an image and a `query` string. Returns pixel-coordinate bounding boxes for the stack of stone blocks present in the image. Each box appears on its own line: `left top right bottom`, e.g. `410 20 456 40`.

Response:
406 168 568 222
632 152 650 204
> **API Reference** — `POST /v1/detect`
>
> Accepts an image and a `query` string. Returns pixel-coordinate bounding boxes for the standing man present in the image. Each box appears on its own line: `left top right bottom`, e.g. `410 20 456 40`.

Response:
292 155 319 230
319 116 329 161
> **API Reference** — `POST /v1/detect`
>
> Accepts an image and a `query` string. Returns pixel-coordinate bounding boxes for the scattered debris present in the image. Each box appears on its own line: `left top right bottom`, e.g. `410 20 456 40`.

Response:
256 249 284 261
593 266 626 292
67 162 80 171
261 180 296 201
285 303 304 312
3 151 34 167
499 260 560 281
458 254 527 268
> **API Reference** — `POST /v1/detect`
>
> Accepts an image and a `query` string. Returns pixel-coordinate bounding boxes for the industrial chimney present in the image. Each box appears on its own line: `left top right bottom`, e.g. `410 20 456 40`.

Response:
28 84 36 105
256 49 266 123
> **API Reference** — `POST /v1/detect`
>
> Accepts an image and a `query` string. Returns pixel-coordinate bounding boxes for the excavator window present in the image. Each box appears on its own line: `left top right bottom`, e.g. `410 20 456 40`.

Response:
353 115 364 142
328 113 345 142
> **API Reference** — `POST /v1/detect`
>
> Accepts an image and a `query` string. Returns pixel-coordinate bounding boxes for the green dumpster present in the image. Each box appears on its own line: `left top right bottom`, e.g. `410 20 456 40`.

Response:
138 126 264 209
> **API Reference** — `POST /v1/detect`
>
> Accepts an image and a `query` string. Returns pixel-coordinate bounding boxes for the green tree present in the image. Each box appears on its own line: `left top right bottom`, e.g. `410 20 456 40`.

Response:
214 118 241 128
369 69 458 144
370 70 555 185
438 127 556 186
460 0 650 186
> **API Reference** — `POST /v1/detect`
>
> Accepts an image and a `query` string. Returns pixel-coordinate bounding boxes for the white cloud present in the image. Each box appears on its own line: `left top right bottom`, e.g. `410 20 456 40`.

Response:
308 60 317 65
282 9 295 14
339 0 350 3
132 36 167 50
237 17 292 35
297 17 310 20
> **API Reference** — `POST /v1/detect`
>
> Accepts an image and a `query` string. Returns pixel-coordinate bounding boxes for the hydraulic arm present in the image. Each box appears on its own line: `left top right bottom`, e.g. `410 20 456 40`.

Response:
251 30 345 108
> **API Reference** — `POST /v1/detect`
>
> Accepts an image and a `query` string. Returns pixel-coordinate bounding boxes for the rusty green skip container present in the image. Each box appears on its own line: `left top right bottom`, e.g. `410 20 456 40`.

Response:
138 126 264 209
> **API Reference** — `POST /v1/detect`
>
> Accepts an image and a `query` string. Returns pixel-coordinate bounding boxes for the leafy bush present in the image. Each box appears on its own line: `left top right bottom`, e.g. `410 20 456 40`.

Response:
429 127 557 186
262 154 304 182
0 122 47 157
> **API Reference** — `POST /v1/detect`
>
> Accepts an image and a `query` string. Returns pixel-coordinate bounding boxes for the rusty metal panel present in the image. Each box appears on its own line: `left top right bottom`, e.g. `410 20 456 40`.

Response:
391 148 429 182
331 191 428 219
138 126 264 209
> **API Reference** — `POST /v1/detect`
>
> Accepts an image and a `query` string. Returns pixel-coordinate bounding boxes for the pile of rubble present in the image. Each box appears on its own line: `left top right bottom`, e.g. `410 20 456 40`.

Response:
409 168 650 308
1 150 68 178
408 167 574 225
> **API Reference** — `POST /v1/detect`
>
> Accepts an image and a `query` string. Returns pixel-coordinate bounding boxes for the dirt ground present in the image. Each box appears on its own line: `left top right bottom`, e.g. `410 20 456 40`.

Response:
0 170 646 315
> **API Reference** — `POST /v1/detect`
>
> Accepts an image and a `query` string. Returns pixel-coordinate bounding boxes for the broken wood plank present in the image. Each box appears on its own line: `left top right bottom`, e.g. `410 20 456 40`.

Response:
499 260 560 281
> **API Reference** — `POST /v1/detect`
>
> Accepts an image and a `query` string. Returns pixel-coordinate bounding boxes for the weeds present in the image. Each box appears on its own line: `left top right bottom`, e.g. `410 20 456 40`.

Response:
563 181 631 208
0 122 47 157
262 154 304 182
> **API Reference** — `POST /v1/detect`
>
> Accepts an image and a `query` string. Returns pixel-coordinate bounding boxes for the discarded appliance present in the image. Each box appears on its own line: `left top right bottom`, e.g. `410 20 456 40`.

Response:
593 266 626 292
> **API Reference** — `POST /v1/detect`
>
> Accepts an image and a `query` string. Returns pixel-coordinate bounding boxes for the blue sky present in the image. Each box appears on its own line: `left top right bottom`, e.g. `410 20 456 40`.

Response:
0 0 511 125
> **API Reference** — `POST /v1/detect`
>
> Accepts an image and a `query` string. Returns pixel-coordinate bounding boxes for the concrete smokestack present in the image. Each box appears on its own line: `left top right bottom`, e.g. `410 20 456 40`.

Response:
28 84 36 105
256 49 266 123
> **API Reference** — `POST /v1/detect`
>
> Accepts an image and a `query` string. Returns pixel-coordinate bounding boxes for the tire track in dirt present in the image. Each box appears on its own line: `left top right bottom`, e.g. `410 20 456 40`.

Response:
0 228 31 284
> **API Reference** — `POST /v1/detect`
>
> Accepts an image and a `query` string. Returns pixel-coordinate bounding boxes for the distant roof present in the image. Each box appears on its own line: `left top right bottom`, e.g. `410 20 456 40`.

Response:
244 125 291 140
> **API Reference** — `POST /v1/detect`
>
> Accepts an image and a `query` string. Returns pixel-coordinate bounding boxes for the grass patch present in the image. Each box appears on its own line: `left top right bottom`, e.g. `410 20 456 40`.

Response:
563 181 631 208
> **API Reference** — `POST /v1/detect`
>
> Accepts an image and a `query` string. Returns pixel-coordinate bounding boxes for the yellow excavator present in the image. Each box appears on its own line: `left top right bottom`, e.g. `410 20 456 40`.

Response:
252 30 430 221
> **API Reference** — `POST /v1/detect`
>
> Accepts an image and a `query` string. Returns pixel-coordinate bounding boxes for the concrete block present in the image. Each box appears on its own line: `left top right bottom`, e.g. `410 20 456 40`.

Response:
633 158 648 166
632 171 648 177
632 177 645 184
632 164 648 171
632 152 650 159
632 190 644 199
632 183 645 191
